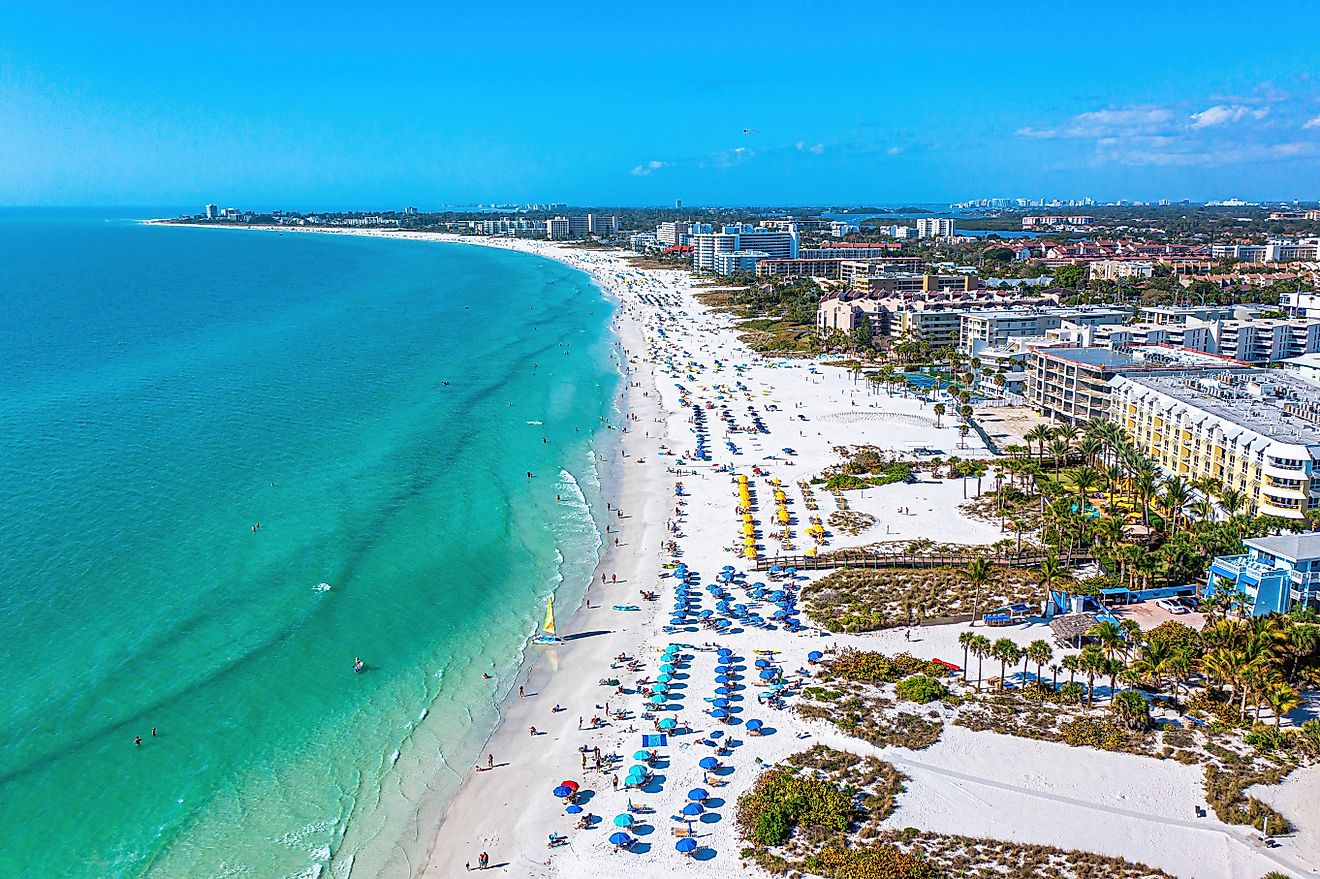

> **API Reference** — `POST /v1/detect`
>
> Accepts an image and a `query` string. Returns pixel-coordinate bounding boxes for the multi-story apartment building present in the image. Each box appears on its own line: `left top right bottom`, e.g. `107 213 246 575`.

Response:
960 307 1128 354
1022 216 1094 228
854 272 980 296
915 217 956 239
546 217 571 240
656 221 712 246
1203 317 1320 363
1089 259 1154 280
1111 369 1320 520
713 250 769 275
1208 533 1320 615
692 225 799 273
799 244 907 260
1027 345 1232 425
754 258 851 280
546 215 616 239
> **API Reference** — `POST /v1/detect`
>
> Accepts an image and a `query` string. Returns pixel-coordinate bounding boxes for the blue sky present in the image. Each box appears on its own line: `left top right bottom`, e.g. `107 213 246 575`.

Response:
2 2 1319 207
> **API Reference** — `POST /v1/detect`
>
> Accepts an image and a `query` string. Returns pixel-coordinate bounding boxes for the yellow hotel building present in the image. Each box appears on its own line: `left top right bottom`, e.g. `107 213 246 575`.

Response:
1111 370 1320 519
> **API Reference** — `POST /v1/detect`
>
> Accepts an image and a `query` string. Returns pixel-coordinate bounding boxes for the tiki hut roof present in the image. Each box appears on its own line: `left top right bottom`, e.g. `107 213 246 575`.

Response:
1050 612 1099 643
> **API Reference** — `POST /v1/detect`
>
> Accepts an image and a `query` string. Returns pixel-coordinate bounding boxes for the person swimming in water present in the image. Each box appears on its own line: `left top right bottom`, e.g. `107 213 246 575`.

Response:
354 657 364 673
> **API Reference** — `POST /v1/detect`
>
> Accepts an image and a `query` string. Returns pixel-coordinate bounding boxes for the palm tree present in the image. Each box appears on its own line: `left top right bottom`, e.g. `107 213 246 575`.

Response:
964 556 993 626
991 638 1022 690
1110 689 1151 731
1078 645 1107 706
1048 662 1062 691
969 634 992 691
1026 639 1054 689
1024 424 1052 463
1218 487 1246 518
958 630 975 680
933 402 946 428
1036 553 1070 612
1047 437 1072 475
1131 466 1159 528
1159 476 1192 533
1061 653 1079 687
1265 681 1302 729
1087 620 1126 664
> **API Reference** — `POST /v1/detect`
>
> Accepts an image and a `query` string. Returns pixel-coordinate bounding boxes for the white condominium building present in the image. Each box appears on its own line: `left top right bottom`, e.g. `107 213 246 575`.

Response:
915 217 956 239
691 224 799 273
1111 370 1320 519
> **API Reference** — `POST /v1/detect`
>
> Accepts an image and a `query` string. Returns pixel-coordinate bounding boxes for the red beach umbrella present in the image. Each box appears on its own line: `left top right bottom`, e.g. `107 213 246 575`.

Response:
561 780 580 792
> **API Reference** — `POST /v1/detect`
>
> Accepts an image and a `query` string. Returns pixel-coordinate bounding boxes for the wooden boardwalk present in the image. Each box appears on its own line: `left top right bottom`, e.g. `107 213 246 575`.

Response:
754 551 1093 572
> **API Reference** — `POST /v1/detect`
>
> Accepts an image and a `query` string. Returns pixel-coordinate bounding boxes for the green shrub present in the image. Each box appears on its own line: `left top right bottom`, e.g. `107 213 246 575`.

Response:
737 768 857 847
804 845 935 879
1244 725 1291 755
895 675 949 704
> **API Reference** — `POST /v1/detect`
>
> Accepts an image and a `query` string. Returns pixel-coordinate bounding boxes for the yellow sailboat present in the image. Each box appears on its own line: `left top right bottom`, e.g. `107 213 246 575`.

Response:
535 595 562 644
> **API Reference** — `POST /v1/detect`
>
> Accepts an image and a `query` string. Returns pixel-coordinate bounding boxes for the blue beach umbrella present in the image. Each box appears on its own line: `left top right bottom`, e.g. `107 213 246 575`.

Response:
715 675 732 685
658 717 677 730
652 682 669 693
660 664 675 674
566 804 583 814
717 647 732 656
713 698 729 708
759 669 777 680
657 674 673 684
676 838 697 853
714 686 731 695
754 659 769 668
610 832 633 846
681 802 705 816
711 708 727 718
808 651 823 661
634 750 653 760
699 757 720 770
687 788 709 801
553 785 573 798
746 719 763 731
614 813 634 827
650 694 667 705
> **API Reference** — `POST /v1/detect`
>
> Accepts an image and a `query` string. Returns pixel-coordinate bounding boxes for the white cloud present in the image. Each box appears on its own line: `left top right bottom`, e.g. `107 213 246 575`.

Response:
1305 115 1320 130
886 146 903 155
1017 107 1173 139
1189 104 1268 129
793 141 825 155
629 160 667 176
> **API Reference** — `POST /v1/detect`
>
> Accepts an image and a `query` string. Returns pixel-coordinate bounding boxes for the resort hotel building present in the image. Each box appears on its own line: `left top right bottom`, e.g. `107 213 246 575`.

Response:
1110 369 1320 520
1207 533 1320 615
691 224 799 274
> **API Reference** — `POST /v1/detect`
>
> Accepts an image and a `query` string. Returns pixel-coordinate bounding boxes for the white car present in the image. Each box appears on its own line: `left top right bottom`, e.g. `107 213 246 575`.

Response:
1156 598 1189 614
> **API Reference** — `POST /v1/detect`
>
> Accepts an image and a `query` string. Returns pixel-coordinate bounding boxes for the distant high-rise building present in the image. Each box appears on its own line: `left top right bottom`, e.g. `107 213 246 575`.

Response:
675 198 682 209
404 206 418 216
691 224 799 273
204 203 218 219
915 218 955 239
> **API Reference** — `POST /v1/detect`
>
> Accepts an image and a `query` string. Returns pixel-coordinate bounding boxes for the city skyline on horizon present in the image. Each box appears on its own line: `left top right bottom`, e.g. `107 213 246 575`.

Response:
3 3 1320 207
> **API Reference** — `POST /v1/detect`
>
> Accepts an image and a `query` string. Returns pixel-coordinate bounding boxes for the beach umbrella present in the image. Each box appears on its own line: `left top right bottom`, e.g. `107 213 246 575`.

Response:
808 651 823 661
633 750 653 761
759 669 777 680
713 698 729 708
658 717 677 730
721 565 735 572
687 788 709 801
566 804 583 814
715 619 731 628
652 683 669 693
715 675 732 685
746 719 763 731
698 610 713 619
657 674 673 684
711 708 727 718
669 617 687 626
699 757 720 770
660 664 675 674
676 838 698 854
610 832 633 846
560 780 580 792
754 659 769 668
717 647 732 656
553 785 574 798
681 802 705 816
650 694 666 705
614 813 634 827
714 686 730 696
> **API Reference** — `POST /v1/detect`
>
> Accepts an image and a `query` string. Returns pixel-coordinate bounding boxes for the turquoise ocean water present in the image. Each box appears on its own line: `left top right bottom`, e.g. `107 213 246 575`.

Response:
0 212 618 878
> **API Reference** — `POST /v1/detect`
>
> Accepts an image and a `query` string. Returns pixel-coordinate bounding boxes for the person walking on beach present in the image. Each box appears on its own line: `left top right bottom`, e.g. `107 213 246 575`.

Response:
519 685 525 698
486 754 493 770
478 851 489 869
612 774 619 791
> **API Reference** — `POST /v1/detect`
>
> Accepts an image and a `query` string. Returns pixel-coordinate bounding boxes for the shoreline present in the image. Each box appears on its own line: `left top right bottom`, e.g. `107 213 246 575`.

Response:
146 221 678 875
146 221 1316 879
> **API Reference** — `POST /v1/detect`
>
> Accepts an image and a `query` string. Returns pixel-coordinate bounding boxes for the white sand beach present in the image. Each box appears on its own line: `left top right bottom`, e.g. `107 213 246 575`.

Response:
174 225 1315 879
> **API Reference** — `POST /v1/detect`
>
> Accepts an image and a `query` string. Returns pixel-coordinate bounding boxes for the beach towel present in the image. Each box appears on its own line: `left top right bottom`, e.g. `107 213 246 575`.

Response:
642 734 667 748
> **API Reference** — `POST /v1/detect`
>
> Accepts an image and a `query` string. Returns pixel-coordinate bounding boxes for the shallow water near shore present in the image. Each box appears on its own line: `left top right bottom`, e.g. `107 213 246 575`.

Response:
0 212 617 878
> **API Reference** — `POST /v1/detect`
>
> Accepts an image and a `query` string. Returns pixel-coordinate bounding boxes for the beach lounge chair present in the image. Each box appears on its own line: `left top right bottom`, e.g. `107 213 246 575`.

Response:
671 825 695 838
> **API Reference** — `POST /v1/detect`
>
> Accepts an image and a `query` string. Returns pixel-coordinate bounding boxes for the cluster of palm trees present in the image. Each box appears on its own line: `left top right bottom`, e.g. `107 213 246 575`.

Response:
992 417 1301 590
955 614 1317 733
